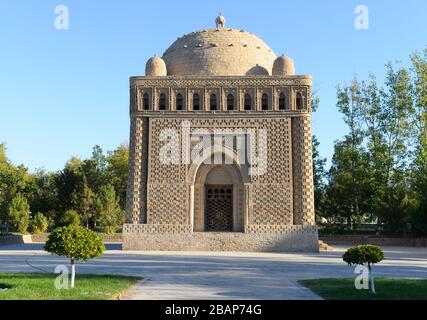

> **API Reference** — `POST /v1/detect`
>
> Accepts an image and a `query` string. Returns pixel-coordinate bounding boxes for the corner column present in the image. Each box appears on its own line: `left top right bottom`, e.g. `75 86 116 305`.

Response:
292 115 315 225
125 115 148 224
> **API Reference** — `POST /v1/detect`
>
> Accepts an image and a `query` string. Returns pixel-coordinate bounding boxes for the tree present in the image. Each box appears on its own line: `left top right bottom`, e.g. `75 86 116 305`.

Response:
310 95 328 222
29 170 59 225
8 193 31 234
72 180 95 228
32 212 49 234
343 245 384 294
0 144 35 230
106 144 129 209
409 49 427 235
54 157 85 218
365 65 414 231
60 210 81 227
95 185 125 234
44 226 105 288
326 80 371 227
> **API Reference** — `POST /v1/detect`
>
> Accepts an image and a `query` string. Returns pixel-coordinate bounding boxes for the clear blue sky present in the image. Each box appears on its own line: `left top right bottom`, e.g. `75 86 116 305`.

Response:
0 0 426 172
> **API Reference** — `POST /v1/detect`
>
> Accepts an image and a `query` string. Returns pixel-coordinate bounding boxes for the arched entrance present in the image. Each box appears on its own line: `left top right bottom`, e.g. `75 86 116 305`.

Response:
193 164 244 232
188 147 249 233
204 167 234 231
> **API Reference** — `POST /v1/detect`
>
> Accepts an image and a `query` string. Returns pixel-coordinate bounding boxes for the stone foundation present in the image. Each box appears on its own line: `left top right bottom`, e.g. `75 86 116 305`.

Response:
123 224 319 252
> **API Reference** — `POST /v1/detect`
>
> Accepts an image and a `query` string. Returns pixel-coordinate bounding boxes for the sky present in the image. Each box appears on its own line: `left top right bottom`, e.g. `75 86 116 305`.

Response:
0 0 426 172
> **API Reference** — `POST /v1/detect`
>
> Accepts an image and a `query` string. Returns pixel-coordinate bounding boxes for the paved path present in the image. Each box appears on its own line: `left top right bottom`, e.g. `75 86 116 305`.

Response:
1 244 426 300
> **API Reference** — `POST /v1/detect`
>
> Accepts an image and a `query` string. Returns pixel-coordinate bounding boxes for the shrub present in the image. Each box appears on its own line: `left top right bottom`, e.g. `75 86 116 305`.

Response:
44 225 105 288
32 212 49 234
8 194 31 234
59 210 81 227
343 244 384 269
343 244 384 294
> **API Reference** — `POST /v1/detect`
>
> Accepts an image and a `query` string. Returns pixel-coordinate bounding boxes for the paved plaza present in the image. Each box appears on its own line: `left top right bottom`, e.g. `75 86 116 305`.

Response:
0 244 426 300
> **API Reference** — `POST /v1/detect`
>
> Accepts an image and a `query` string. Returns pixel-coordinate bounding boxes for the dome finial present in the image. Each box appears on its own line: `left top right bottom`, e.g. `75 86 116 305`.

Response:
215 13 225 28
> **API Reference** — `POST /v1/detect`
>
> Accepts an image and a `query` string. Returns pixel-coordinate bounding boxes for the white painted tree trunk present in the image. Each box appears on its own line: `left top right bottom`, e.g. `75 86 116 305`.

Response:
70 257 76 288
369 265 376 294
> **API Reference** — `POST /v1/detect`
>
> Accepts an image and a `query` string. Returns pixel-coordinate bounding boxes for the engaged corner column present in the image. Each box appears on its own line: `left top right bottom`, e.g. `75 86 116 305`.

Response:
125 116 147 224
291 115 315 226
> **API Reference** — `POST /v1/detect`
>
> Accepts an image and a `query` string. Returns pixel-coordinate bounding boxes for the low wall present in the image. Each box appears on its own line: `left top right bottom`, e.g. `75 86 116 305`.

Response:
320 235 427 247
0 233 122 246
0 235 32 246
123 224 319 252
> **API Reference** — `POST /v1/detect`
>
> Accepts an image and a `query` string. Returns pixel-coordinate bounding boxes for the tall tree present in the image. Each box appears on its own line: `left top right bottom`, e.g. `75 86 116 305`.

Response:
0 144 35 229
106 144 129 209
327 80 369 227
95 184 125 234
310 95 327 221
363 64 414 231
410 49 427 235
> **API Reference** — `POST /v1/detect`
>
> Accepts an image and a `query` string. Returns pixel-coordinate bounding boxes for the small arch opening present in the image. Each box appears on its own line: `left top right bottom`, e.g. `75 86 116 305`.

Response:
159 93 167 110
143 93 150 110
227 94 235 111
261 93 268 110
296 92 304 110
210 94 217 111
244 93 252 111
176 93 183 111
193 93 200 111
279 92 286 110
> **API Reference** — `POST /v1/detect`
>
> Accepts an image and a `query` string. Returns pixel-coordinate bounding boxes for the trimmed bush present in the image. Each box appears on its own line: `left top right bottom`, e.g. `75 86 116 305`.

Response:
343 244 384 294
44 225 105 288
59 210 81 227
32 212 49 234
343 244 384 269
8 193 31 234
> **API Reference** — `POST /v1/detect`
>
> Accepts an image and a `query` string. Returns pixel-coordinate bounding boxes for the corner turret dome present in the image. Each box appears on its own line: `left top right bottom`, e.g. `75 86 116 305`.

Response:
145 56 167 77
272 55 295 76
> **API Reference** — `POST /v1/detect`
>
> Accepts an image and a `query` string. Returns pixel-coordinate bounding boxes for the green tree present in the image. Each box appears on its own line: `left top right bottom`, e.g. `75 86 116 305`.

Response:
60 210 81 227
44 225 105 288
54 157 85 218
410 49 427 235
8 193 31 234
32 212 49 234
29 170 59 225
310 95 328 222
95 185 125 234
106 144 129 209
0 144 35 230
326 80 371 227
72 180 96 228
358 66 414 232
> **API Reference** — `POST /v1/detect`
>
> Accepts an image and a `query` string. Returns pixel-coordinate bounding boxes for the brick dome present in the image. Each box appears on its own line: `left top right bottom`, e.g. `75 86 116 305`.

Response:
162 28 277 76
272 55 295 76
145 56 167 77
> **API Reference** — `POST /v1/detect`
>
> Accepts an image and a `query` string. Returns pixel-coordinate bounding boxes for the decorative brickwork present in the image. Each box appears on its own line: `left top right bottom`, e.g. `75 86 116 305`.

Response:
292 116 315 225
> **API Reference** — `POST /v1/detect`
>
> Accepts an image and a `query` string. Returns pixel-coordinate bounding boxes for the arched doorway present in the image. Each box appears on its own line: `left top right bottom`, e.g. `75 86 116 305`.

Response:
191 163 246 232
204 167 233 231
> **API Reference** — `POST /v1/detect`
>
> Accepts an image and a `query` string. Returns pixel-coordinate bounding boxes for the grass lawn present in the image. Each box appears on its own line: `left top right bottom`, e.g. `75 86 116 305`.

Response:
0 273 142 300
299 278 427 300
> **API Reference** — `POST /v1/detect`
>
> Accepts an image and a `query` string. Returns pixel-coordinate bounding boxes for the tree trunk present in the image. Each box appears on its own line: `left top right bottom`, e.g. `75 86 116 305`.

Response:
70 257 76 288
369 264 376 294
347 216 352 229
